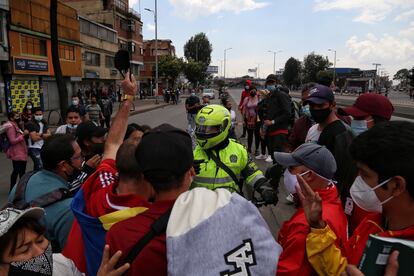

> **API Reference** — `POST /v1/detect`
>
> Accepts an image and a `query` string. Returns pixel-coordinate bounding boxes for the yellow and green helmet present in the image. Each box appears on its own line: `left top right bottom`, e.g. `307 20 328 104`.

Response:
195 104 231 150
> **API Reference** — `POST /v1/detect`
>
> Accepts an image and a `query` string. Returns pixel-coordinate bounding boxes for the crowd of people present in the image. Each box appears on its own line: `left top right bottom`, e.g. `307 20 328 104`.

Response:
0 70 411 276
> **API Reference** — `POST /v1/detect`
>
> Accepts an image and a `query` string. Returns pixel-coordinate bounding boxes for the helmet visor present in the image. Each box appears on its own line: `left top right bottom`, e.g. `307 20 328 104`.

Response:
195 124 221 139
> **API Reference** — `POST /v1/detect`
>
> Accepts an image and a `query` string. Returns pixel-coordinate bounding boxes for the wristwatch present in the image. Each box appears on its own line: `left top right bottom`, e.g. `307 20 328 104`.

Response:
122 94 134 102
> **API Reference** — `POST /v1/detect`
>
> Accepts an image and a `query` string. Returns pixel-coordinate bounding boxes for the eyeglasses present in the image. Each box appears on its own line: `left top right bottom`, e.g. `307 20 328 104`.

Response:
71 155 84 161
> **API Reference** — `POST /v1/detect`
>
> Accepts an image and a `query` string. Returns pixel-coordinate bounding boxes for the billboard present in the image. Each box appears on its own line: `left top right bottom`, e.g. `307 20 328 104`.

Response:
207 66 219 74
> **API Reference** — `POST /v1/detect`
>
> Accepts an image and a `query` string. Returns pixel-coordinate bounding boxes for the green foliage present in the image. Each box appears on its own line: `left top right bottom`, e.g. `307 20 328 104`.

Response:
184 59 207 86
283 57 302 86
303 52 331 83
184 33 213 66
393 68 409 80
409 68 414 87
316 70 334 86
158 55 183 86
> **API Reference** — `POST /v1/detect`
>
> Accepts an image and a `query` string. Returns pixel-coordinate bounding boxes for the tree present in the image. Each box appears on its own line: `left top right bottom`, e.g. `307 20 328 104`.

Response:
316 70 334 86
393 68 409 80
409 67 414 88
158 55 183 88
184 59 206 87
50 0 68 120
283 57 301 87
303 52 331 83
184 33 212 66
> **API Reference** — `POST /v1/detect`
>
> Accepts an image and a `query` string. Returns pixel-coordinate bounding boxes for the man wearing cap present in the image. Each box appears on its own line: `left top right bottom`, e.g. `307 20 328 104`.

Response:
274 143 348 275
303 84 356 216
338 93 394 136
106 123 195 276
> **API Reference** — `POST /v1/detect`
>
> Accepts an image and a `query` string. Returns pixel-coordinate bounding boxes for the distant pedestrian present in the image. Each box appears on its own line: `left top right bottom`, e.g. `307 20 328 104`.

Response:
25 107 51 171
86 95 103 126
99 90 113 128
69 95 87 121
55 107 82 137
185 92 201 132
21 100 34 125
4 112 28 191
241 86 259 154
238 80 252 138
221 97 237 139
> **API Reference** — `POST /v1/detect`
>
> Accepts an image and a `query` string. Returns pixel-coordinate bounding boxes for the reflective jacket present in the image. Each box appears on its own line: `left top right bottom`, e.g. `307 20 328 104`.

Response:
192 139 264 193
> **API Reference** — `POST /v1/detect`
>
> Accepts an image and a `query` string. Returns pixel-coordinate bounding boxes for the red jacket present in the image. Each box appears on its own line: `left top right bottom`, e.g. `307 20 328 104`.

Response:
238 90 250 109
345 213 414 265
277 185 348 276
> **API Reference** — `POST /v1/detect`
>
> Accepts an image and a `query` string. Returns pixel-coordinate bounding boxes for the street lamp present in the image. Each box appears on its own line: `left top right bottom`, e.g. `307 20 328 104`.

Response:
257 63 263 79
373 63 381 91
328 49 337 87
224 48 232 80
145 1 158 104
268 50 282 74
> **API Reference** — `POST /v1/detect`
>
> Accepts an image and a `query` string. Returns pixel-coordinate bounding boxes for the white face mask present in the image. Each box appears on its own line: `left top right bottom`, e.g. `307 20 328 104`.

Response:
34 115 43 122
68 123 78 129
72 100 79 106
283 169 310 194
350 176 393 213
245 86 250 90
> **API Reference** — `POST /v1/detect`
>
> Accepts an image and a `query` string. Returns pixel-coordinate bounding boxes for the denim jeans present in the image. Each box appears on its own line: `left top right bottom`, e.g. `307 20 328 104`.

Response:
29 148 43 171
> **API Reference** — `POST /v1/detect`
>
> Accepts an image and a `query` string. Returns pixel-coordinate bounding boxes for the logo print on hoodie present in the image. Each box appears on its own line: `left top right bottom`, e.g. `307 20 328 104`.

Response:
220 239 256 276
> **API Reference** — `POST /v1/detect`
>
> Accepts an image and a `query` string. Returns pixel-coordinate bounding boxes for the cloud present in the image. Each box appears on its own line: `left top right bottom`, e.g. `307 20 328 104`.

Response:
314 0 414 24
147 23 155 33
168 0 269 19
345 32 414 75
128 0 139 8
394 9 414 21
400 21 414 39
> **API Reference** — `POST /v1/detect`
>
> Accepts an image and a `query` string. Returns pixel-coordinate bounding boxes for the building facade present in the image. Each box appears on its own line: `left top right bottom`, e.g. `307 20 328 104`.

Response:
7 0 82 113
0 0 9 114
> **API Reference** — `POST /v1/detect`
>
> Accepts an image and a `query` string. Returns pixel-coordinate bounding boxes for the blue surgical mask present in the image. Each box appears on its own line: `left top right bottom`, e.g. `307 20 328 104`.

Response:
351 119 369 136
301 105 311 117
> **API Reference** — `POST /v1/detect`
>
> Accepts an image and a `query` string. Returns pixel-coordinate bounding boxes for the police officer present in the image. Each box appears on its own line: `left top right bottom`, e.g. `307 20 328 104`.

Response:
192 104 277 205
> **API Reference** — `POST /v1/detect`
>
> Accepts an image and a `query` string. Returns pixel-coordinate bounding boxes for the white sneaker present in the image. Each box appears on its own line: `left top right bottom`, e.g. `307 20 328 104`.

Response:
265 156 273 163
255 154 265 160
286 193 295 204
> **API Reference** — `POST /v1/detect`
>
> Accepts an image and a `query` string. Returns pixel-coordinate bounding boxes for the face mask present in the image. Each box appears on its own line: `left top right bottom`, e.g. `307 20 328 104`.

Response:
350 176 393 213
310 108 331 123
27 105 32 110
245 86 250 90
90 142 105 155
34 115 43 122
8 243 53 276
301 105 311 117
351 119 370 136
283 169 310 194
72 100 79 106
250 91 256 97
65 163 82 183
67 123 78 129
14 118 21 123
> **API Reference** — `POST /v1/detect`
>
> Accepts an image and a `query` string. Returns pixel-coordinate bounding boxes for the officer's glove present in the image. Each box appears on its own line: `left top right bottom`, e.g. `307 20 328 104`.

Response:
193 160 204 175
254 178 278 206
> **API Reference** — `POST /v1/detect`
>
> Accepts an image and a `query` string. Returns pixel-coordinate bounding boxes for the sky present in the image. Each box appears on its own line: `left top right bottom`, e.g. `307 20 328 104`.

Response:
130 0 414 79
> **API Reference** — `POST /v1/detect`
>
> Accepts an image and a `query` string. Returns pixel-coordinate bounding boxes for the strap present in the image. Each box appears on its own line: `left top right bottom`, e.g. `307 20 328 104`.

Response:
124 207 172 265
206 150 242 193
12 171 37 209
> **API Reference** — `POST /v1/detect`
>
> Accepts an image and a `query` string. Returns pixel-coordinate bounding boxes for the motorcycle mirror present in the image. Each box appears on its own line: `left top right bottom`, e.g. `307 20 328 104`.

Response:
114 49 131 79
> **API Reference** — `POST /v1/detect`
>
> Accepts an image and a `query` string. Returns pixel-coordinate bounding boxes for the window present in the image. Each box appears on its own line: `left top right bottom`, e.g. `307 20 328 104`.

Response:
89 23 98 37
105 55 114 68
59 44 75 60
119 40 128 50
128 42 135 53
21 35 47 56
80 19 89 34
85 52 100 66
120 18 129 31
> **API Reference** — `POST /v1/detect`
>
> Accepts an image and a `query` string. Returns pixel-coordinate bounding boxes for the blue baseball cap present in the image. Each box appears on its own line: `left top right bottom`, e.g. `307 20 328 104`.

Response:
303 84 334 105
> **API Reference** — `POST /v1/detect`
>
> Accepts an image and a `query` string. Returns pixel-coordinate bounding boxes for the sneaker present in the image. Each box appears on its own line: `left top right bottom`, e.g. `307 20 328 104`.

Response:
286 193 295 204
255 154 265 160
265 156 273 163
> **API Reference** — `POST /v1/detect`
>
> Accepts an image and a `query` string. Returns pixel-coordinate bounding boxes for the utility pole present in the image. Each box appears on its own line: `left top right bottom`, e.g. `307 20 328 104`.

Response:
373 63 381 91
145 1 159 103
328 49 337 87
224 48 232 80
268 50 282 74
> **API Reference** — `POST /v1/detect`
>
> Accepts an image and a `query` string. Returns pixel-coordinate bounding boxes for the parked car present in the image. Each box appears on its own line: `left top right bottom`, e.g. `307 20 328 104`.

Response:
202 88 216 99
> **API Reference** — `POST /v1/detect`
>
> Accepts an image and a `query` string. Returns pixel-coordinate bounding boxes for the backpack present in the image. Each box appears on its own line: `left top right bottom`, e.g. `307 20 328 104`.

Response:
0 124 11 152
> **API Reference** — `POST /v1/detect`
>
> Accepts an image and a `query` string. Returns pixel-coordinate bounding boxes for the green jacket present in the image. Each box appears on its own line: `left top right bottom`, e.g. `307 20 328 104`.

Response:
191 139 264 193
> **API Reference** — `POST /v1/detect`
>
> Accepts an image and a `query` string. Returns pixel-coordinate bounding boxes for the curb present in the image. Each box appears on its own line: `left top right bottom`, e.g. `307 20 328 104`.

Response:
128 103 169 117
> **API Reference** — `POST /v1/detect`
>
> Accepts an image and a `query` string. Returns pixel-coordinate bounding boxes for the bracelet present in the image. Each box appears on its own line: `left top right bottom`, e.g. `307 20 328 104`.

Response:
122 94 134 102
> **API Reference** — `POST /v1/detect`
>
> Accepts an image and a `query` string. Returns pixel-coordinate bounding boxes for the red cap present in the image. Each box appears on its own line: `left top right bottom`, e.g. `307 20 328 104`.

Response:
245 79 252 86
338 93 394 120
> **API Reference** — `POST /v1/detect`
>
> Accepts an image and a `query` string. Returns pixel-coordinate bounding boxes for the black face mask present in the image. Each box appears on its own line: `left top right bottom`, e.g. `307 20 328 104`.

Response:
90 142 105 156
250 92 256 97
310 108 332 123
14 118 21 123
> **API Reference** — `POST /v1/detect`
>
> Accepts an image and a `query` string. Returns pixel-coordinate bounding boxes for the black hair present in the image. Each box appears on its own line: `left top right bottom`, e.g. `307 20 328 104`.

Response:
66 106 81 118
32 107 43 114
349 121 414 199
7 112 17 120
124 123 147 140
143 171 186 194
41 134 75 171
221 97 230 106
116 140 141 180
141 125 151 133
372 115 388 125
0 216 45 261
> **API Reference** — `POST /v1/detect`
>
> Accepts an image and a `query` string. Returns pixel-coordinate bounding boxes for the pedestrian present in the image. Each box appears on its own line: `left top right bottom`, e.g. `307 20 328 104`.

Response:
185 92 201 134
274 143 347 275
8 134 81 252
69 95 87 121
55 107 82 137
99 90 113 128
255 89 270 161
301 121 414 275
86 95 103 126
241 86 259 154
4 112 28 191
21 100 34 125
238 79 252 138
24 107 51 171
105 123 194 276
193 104 277 204
76 121 106 161
124 123 147 141
63 71 152 275
201 95 210 106
221 97 237 139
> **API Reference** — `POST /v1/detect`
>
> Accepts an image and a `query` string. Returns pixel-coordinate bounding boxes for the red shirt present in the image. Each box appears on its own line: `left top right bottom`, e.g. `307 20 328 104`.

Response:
106 200 175 276
277 185 348 276
62 159 149 272
238 90 250 109
345 213 414 265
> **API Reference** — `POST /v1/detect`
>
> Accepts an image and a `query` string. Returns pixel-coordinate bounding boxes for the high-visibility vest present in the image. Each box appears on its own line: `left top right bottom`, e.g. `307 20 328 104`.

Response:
191 139 264 192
